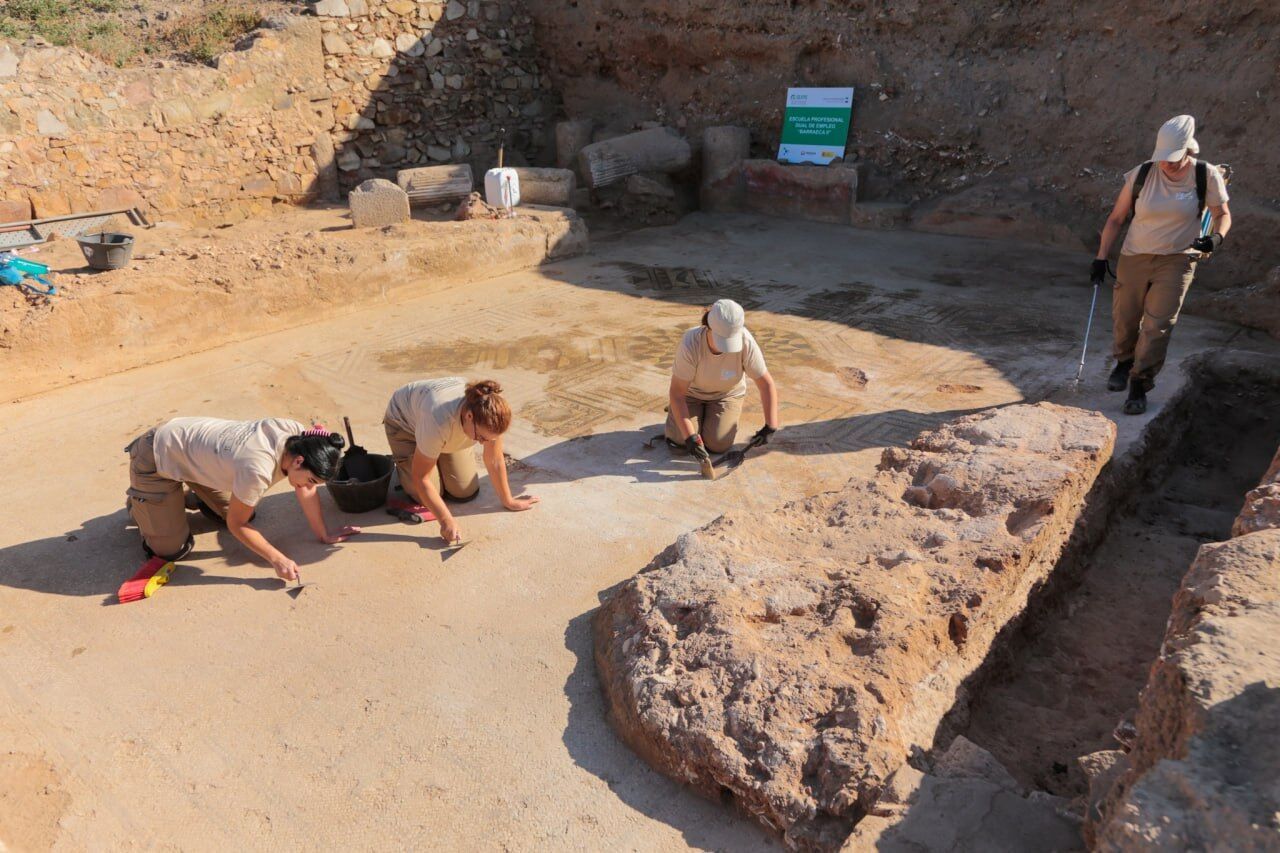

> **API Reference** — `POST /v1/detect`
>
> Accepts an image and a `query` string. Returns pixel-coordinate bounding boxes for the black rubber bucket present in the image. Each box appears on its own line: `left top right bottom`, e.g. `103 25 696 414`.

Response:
77 232 135 270
327 453 393 513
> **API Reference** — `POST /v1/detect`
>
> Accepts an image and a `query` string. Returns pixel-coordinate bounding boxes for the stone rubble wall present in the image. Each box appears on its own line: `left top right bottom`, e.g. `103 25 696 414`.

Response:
594 402 1115 850
1088 353 1280 850
0 0 554 226
312 0 552 192
0 19 335 225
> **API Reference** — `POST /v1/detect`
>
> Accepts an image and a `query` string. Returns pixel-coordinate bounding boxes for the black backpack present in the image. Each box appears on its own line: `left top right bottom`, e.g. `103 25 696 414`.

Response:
1131 160 1207 216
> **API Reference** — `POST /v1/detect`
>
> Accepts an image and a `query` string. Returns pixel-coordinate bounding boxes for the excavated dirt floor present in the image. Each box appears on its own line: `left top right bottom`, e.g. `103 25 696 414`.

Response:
961 376 1280 800
1 212 1277 849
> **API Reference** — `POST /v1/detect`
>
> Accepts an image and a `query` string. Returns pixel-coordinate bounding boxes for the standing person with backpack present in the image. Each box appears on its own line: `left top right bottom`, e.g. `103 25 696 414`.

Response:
1091 114 1231 414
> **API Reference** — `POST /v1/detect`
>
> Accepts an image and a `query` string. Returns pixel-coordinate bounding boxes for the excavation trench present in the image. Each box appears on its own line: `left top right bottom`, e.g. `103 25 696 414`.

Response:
952 356 1280 799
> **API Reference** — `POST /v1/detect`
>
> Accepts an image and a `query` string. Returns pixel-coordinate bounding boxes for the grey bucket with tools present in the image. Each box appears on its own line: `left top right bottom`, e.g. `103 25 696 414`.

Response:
77 232 135 270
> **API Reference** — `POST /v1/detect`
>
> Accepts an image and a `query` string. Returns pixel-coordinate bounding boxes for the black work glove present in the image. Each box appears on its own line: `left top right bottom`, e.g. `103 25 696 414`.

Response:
685 435 711 463
751 425 777 445
1090 259 1108 286
1190 232 1224 254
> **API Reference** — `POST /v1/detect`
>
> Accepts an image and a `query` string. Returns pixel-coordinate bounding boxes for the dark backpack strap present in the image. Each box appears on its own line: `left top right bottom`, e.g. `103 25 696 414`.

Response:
1131 161 1153 215
1195 161 1208 214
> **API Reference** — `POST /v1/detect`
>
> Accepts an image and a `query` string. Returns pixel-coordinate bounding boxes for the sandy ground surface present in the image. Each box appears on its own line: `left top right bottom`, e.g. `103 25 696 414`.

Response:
0 213 1275 850
1 204 585 400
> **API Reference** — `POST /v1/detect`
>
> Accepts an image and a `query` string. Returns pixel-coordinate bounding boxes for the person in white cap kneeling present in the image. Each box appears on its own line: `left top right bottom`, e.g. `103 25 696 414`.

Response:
1091 114 1231 414
664 298 780 478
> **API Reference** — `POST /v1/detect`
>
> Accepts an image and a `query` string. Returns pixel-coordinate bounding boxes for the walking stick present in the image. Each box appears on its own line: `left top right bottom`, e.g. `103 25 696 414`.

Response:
1071 282 1100 392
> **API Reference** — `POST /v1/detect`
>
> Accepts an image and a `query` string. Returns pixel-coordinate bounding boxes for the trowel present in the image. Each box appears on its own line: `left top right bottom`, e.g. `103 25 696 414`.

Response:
440 535 468 562
712 431 771 476
287 571 309 598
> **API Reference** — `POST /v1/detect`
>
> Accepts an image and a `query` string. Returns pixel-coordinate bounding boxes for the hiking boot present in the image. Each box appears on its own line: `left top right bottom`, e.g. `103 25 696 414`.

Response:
1122 378 1147 415
143 533 194 562
1108 359 1133 392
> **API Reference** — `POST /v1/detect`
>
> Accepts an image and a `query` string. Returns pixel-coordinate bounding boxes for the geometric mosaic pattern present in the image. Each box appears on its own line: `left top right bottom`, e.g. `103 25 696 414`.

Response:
295 254 1083 454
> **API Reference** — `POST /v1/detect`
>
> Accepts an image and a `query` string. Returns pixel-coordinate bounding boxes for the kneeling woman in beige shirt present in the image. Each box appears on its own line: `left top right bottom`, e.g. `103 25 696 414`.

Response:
383 378 538 545
125 419 362 581
664 299 781 478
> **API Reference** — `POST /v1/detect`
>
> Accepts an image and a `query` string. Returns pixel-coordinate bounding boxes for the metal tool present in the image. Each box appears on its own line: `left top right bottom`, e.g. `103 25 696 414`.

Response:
1070 282 1101 392
0 207 150 250
341 416 376 482
712 431 771 475
287 572 308 598
440 535 468 561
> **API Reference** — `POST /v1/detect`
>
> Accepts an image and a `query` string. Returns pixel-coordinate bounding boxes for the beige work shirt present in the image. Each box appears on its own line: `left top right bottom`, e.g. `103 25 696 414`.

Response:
152 417 305 506
384 377 474 459
671 327 768 401
1121 159 1228 256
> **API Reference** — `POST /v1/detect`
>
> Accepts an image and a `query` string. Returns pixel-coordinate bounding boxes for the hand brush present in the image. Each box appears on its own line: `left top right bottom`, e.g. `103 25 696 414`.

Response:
118 557 175 603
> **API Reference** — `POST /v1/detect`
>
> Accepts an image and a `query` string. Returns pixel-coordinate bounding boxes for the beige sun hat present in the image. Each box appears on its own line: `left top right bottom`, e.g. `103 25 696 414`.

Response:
1151 115 1200 162
706 299 746 353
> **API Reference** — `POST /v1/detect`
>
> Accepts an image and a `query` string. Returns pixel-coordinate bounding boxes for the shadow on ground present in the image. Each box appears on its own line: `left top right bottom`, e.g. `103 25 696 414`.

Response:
0 491 364 603
511 407 991 488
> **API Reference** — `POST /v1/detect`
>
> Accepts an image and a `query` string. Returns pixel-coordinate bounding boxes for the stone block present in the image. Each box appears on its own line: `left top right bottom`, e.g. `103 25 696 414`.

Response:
311 0 350 16
446 0 465 19
322 32 351 54
0 198 31 224
336 149 361 171
395 163 473 205
1091 525 1280 850
0 45 18 78
701 125 749 187
850 201 911 230
511 167 575 206
595 403 1115 848
577 127 691 189
36 109 69 137
28 189 72 218
348 178 410 227
734 159 862 225
844 773 1083 852
95 187 145 211
625 172 675 199
395 33 424 56
932 736 1021 793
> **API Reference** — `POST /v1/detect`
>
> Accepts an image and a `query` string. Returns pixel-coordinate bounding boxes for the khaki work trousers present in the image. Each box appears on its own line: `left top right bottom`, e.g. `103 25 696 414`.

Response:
125 429 227 559
383 419 480 504
1113 253 1197 390
665 395 744 454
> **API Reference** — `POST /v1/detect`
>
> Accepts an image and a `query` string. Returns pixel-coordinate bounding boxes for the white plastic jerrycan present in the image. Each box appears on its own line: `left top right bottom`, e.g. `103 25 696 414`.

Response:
484 167 520 211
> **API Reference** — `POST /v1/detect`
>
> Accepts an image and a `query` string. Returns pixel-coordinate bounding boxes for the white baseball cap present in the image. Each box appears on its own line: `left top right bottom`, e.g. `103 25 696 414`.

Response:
706 299 745 353
1151 115 1200 162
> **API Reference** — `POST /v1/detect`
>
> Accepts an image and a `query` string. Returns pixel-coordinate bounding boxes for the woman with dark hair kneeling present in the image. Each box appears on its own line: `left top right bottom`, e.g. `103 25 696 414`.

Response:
125 419 362 582
383 378 538 546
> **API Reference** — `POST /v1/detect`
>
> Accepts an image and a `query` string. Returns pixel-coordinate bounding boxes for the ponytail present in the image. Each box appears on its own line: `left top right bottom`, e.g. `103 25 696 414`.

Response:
463 379 512 436
284 428 345 481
